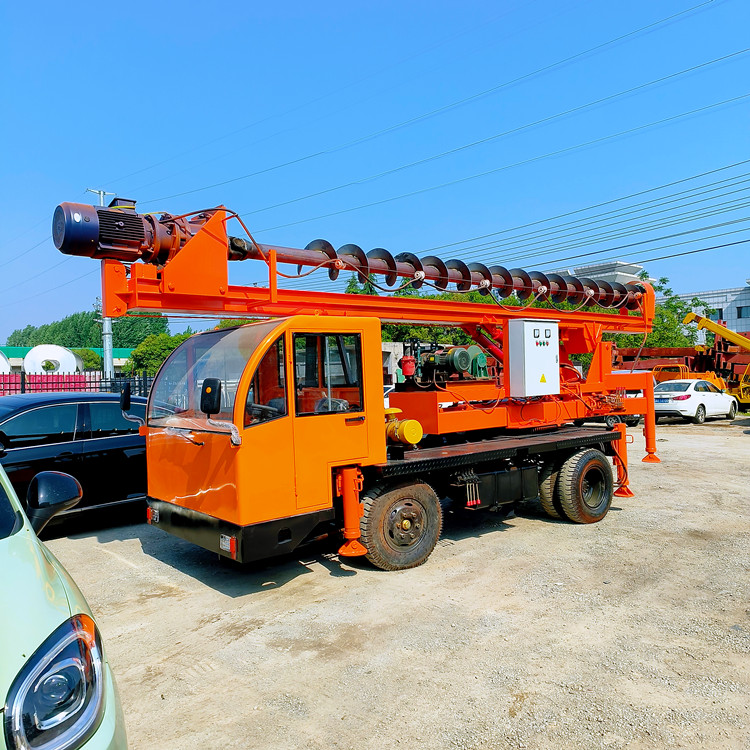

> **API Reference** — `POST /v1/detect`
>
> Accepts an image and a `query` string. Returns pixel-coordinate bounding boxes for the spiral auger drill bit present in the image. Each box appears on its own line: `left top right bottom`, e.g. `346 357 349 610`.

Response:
53 200 645 310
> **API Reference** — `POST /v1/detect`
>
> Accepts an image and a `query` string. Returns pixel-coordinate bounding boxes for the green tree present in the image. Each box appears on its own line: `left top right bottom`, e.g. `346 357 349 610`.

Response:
124 332 192 375
605 273 713 351
113 313 169 347
73 348 103 371
5 302 169 348
345 273 379 295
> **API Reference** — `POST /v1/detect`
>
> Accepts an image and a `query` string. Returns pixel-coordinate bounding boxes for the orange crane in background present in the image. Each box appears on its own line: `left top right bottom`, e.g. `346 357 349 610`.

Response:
53 199 660 570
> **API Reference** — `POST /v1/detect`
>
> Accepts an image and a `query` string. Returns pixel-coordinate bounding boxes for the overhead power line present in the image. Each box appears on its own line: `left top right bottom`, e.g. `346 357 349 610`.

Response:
418 168 750 257
139 1 723 207
251 92 750 233
465 189 750 264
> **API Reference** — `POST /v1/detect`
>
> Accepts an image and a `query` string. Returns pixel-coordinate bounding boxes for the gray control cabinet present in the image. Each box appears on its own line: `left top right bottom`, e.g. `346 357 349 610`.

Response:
507 320 560 397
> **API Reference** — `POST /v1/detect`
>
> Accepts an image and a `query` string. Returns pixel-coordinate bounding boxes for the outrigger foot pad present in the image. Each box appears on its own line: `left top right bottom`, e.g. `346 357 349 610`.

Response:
642 454 661 463
338 539 368 557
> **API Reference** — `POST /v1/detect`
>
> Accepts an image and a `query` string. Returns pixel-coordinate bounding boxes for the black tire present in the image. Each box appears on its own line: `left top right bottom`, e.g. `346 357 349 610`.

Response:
557 449 613 524
573 419 585 427
360 482 442 571
624 417 641 427
538 461 563 519
654 416 661 425
727 400 737 420
692 404 706 425
604 415 621 429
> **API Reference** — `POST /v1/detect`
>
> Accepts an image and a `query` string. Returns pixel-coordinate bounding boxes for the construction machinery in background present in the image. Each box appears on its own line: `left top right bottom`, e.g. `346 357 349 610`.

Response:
52 199 660 570
615 313 750 409
682 313 750 409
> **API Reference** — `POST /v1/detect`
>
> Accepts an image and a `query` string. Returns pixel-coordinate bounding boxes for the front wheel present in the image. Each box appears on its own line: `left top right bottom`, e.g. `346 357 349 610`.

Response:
360 482 443 571
557 449 613 524
692 404 706 425
726 401 737 420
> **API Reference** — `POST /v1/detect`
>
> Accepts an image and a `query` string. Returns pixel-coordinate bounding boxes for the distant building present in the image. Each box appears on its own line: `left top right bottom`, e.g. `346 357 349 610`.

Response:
664 284 750 339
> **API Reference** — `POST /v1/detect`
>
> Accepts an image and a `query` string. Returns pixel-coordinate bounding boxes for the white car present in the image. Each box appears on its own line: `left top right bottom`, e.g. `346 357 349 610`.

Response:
654 379 738 424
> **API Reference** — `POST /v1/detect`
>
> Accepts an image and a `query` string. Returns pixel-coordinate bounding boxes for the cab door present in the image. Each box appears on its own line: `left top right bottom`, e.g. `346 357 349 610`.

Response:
292 332 370 511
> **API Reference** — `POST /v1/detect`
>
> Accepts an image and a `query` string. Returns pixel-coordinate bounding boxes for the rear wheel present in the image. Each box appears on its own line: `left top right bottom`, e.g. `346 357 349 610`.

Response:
557 449 613 524
538 461 562 519
692 404 706 425
624 417 641 427
727 400 737 420
360 482 442 571
604 415 621 429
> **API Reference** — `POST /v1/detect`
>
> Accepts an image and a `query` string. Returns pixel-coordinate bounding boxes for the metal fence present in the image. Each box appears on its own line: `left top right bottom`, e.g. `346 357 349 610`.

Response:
0 371 153 397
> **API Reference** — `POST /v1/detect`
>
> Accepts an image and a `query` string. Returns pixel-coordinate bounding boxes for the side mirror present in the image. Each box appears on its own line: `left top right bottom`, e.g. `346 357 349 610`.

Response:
120 382 132 412
0 430 7 457
200 378 222 416
26 471 82 534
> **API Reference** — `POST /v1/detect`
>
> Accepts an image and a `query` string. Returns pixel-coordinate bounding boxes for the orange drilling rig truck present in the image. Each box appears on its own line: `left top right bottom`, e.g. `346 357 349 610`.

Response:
53 200 660 570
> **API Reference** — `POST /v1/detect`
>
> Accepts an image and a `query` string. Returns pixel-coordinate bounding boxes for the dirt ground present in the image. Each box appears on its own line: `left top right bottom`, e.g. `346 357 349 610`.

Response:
45 417 750 750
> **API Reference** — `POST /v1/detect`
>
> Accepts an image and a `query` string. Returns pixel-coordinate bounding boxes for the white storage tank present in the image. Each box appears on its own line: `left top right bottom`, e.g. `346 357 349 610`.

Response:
23 344 81 374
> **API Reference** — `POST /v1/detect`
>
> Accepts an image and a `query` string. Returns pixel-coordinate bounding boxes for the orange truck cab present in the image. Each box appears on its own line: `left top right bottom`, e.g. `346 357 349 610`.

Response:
145 316 387 561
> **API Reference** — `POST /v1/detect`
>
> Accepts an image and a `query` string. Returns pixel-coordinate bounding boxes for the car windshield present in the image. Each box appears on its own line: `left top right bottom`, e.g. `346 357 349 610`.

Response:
655 382 691 393
148 320 284 426
0 480 18 540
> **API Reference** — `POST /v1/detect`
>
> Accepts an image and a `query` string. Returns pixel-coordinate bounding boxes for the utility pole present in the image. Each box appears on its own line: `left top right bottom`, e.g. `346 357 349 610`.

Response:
86 188 116 383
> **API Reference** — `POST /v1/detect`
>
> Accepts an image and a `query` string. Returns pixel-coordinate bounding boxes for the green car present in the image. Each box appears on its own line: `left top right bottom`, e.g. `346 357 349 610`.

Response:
0 466 127 749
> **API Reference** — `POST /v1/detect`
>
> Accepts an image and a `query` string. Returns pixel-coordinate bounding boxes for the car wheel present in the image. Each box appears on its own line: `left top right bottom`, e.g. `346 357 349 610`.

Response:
727 401 737 420
360 482 442 571
692 404 706 425
557 449 614 524
573 419 585 427
604 415 621 429
624 417 641 427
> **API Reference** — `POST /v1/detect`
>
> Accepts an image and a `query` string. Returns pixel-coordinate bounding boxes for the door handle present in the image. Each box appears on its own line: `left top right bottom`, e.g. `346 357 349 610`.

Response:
56 451 74 458
345 416 366 424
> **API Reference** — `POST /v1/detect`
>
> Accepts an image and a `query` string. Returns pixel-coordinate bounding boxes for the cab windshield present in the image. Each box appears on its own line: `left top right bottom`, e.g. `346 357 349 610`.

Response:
148 320 284 427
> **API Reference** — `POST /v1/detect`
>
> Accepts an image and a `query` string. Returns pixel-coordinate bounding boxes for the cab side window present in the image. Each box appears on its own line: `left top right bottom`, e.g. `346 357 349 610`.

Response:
293 334 363 415
0 405 77 448
90 402 146 437
244 336 288 427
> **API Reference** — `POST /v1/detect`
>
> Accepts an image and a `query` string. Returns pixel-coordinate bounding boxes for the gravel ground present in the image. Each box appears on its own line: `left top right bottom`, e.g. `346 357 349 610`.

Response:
45 417 750 750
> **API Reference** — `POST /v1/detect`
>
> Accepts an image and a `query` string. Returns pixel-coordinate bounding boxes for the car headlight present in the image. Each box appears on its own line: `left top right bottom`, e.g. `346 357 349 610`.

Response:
4 614 105 750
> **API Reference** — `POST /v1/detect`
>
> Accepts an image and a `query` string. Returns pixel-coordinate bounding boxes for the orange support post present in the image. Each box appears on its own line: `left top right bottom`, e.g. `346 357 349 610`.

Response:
612 422 634 498
338 467 367 557
641 376 661 463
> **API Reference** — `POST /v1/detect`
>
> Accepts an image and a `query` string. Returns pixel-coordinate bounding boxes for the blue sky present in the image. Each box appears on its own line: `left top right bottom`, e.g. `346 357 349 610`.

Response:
1 0 748 342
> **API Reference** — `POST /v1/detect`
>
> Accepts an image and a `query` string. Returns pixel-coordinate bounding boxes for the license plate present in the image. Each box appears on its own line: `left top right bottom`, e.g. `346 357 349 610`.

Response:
655 398 668 404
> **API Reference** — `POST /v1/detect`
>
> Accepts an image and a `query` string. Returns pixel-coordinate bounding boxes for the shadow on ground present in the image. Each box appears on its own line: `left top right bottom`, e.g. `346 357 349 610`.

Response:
41 498 572 597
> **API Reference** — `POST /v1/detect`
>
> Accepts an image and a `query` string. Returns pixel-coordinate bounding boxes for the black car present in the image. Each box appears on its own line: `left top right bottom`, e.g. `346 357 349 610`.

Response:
0 392 147 514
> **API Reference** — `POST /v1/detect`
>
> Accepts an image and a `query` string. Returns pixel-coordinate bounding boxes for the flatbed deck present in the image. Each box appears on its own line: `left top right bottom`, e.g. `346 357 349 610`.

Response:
377 426 618 477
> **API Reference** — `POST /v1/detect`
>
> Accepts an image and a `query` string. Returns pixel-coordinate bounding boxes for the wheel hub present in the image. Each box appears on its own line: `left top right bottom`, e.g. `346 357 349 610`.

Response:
386 500 425 548
581 467 605 509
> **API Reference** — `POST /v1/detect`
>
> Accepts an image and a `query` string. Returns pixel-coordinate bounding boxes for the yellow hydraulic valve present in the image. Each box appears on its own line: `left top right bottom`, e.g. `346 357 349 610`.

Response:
384 408 423 445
